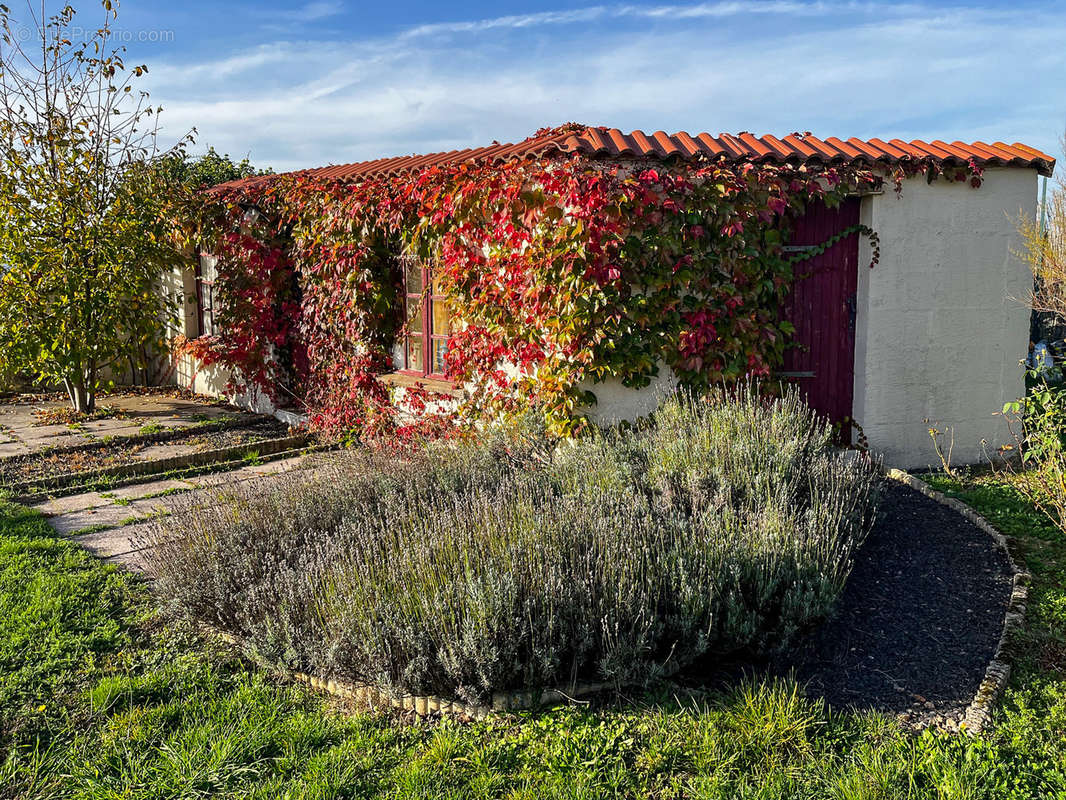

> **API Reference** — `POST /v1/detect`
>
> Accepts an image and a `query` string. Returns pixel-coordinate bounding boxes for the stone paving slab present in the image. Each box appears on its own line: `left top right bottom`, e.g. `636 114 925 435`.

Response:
242 454 311 476
123 498 177 519
43 450 328 569
18 429 89 447
35 455 312 524
50 504 153 535
182 469 254 488
106 478 195 502
136 442 204 460
104 549 152 574
32 476 198 517
75 524 151 562
0 393 247 459
0 442 31 458
81 422 145 437
31 491 112 517
19 423 74 439
181 456 307 487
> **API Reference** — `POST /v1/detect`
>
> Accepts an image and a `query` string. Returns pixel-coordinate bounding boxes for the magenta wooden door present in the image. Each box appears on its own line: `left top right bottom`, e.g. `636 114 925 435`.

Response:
781 198 861 427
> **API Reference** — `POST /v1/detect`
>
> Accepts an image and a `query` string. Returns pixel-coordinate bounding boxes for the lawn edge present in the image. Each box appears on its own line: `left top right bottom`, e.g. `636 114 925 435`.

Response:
198 621 676 721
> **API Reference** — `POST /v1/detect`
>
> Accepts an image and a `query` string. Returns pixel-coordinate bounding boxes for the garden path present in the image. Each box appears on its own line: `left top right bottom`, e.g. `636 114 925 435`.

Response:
33 451 324 572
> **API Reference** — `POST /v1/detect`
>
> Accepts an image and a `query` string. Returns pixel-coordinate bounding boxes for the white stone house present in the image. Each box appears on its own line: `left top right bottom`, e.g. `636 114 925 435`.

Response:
170 126 1055 468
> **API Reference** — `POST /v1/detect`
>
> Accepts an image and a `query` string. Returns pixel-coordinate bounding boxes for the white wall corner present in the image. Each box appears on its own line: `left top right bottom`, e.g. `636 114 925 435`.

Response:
854 168 1037 469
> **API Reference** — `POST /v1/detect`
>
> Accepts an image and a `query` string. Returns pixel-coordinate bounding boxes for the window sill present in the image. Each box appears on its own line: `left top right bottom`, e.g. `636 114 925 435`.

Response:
377 372 464 398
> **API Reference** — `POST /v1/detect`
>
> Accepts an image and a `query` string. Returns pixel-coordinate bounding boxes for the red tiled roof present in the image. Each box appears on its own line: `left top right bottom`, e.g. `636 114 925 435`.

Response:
215 125 1055 191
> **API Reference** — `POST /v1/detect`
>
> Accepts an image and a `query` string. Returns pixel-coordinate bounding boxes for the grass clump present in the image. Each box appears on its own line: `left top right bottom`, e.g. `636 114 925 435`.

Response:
146 386 878 704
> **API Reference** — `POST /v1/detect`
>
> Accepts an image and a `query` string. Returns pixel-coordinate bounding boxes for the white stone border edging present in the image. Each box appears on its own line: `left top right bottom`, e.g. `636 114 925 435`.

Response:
886 469 1030 735
203 624 617 720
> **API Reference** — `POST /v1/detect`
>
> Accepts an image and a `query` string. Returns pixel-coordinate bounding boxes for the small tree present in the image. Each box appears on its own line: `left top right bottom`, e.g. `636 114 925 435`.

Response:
0 1 190 411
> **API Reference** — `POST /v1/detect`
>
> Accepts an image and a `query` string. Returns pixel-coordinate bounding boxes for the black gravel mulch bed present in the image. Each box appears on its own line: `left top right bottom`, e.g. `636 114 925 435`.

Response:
683 480 1013 728
784 480 1012 725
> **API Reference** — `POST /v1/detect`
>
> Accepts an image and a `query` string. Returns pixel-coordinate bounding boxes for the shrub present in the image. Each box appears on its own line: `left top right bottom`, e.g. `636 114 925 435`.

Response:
1002 380 1066 534
146 385 879 704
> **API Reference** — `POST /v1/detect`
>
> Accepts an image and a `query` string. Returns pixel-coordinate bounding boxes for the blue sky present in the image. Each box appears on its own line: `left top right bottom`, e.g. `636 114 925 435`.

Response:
39 1 1066 171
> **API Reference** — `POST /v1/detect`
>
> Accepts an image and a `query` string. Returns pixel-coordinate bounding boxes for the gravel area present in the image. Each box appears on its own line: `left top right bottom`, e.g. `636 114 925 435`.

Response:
781 480 1012 725
682 480 1013 727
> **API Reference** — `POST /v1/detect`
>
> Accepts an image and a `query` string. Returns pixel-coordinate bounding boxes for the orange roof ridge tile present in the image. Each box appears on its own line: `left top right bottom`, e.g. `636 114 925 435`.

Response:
211 125 1055 191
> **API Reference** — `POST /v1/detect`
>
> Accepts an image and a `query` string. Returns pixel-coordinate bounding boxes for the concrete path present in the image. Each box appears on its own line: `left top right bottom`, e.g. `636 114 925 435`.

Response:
0 392 245 458
34 452 323 573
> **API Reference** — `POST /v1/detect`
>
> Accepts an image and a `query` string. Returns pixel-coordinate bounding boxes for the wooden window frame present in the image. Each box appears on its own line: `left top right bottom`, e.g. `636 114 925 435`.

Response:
398 255 450 380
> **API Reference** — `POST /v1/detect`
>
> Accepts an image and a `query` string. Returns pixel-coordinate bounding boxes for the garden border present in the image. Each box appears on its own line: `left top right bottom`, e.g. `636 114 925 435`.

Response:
198 468 1029 729
6 433 311 495
885 469 1030 735
204 624 635 720
0 413 261 463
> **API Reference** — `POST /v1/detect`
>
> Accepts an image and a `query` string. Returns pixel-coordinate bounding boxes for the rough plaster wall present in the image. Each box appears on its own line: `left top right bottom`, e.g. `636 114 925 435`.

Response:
173 353 229 396
580 365 680 426
173 351 288 417
853 168 1036 469
169 259 278 411
178 263 200 340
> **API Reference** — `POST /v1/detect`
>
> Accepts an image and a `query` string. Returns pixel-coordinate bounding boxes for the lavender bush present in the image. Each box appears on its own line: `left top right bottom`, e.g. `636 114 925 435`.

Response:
146 385 879 703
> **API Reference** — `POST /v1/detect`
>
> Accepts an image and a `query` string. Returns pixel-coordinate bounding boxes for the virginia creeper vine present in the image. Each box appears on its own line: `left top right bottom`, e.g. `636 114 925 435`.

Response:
175 125 981 441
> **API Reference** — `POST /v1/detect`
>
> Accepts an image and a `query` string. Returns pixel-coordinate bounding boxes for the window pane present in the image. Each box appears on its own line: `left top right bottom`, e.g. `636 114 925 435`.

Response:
200 253 219 283
406 297 422 334
432 338 448 374
405 259 423 294
431 299 451 336
201 284 216 336
432 270 446 296
407 335 423 372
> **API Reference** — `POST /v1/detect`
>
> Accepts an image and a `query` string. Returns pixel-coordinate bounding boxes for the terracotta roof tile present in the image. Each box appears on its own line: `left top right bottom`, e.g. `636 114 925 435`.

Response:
799 134 833 159
694 132 727 157
877 138 919 159
213 125 1055 191
652 130 682 157
761 133 796 159
780 134 819 159
823 136 862 160
673 131 703 157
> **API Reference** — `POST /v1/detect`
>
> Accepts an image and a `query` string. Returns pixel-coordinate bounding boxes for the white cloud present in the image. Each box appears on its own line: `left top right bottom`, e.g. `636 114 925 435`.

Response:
144 1 1066 172
282 1 345 22
399 8 608 38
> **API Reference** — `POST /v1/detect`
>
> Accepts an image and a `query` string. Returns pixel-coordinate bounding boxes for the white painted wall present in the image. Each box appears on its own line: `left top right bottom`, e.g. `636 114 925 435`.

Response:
171 257 234 398
853 167 1037 469
174 352 231 396
579 365 679 426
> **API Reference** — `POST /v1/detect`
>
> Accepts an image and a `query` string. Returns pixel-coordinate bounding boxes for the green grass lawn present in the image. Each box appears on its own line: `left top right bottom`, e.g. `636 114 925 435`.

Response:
1 474 1065 799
